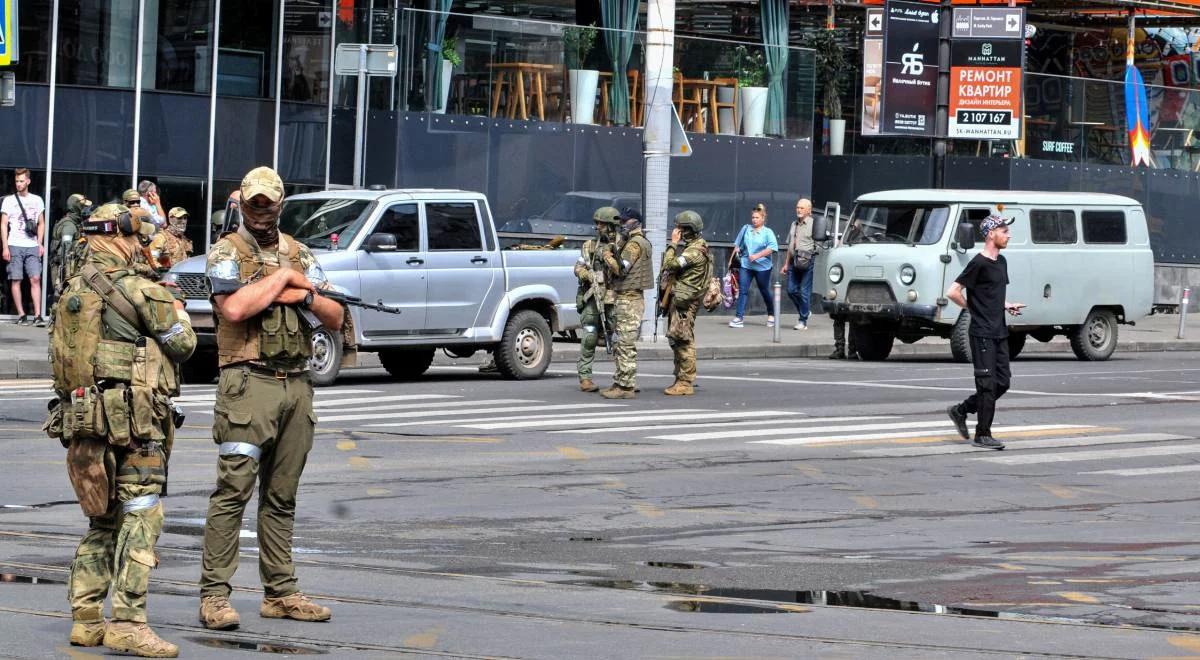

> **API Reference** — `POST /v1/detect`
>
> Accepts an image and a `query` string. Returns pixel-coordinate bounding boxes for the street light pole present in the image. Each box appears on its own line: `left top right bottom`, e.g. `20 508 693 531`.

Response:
642 0 676 339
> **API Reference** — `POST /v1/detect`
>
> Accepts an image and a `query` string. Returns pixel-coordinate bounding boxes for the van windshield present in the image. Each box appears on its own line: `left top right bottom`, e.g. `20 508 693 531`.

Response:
279 199 375 249
844 204 951 246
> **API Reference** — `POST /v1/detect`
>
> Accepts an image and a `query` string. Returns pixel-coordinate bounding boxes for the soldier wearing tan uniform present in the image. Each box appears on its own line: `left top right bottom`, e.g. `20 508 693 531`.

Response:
147 207 193 271
198 167 346 630
47 203 196 657
659 211 711 395
574 206 621 392
600 209 653 399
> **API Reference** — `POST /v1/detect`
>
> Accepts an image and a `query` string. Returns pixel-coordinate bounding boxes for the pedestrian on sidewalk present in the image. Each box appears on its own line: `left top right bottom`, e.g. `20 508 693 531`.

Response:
1 168 47 326
729 203 778 329
599 208 652 399
946 210 1026 450
781 198 816 330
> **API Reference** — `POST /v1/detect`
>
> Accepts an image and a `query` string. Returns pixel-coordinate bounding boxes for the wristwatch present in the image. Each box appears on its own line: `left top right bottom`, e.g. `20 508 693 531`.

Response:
302 292 314 309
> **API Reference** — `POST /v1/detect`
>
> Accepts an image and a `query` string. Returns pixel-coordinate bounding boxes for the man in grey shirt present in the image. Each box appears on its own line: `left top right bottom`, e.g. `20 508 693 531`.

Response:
780 198 816 330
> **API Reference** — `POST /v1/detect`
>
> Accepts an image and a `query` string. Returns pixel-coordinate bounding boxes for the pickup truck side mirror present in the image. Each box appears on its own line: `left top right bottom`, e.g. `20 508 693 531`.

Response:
812 214 830 242
364 233 398 253
955 223 976 251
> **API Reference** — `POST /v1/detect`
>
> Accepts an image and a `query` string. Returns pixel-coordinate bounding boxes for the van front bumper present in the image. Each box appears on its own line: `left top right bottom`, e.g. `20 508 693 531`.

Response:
827 301 939 322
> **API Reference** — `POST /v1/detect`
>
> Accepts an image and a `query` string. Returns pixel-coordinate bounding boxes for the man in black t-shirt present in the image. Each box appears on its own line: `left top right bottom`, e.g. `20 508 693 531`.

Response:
945 212 1026 450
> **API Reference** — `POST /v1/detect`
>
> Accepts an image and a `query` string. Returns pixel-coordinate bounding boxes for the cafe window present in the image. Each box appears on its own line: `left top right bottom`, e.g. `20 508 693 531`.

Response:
1030 210 1077 244
1082 211 1126 244
426 203 482 251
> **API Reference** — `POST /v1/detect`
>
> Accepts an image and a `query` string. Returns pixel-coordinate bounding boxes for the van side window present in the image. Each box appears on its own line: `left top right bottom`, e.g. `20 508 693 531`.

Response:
371 203 419 251
1030 210 1077 244
959 209 991 237
427 203 484 251
1082 211 1127 244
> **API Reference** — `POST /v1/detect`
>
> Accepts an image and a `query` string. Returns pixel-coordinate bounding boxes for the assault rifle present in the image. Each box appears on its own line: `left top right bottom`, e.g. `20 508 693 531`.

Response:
316 289 402 315
655 249 678 342
582 238 615 355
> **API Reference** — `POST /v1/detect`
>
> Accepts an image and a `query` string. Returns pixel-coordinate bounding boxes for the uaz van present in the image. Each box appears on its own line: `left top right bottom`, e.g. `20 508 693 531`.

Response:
821 189 1153 362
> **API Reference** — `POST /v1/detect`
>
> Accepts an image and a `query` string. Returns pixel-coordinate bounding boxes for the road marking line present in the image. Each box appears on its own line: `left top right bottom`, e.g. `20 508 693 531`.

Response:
322 403 621 423
1038 484 1080 500
459 409 802 431
556 415 898 435
312 393 458 407
753 424 1091 446
1056 591 1101 604
311 398 535 414
977 443 1200 465
556 446 588 460
855 432 1186 457
1085 464 1200 477
656 418 968 442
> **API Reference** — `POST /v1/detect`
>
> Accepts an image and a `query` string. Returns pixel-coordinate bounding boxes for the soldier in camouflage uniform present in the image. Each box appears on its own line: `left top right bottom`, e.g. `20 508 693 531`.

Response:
600 209 653 399
574 206 621 392
147 207 193 272
659 211 710 395
199 167 346 630
46 203 196 657
51 193 91 299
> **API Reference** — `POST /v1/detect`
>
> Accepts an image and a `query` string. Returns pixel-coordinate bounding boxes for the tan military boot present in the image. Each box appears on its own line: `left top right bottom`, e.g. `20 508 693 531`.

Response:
70 620 106 646
600 386 636 399
663 381 694 396
261 592 332 622
199 594 241 630
579 379 599 392
103 621 178 658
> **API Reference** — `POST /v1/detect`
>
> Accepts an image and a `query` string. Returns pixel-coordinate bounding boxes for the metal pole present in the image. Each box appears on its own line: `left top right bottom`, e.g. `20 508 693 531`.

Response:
204 0 222 252
323 1 337 189
273 0 286 170
1179 287 1191 340
132 0 146 187
772 278 782 343
642 0 677 340
40 0 61 318
932 0 951 188
352 44 367 188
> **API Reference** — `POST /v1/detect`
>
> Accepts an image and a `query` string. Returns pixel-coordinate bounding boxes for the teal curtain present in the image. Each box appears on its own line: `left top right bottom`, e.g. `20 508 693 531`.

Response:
600 0 638 125
760 0 789 137
426 0 452 111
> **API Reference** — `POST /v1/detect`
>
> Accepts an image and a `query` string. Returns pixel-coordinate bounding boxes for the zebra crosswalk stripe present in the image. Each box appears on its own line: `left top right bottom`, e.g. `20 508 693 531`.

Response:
553 415 899 435
855 433 1187 458
312 393 457 408
973 443 1200 465
1085 464 1200 477
751 424 1091 447
653 417 932 442
320 403 620 423
457 409 800 431
312 398 534 414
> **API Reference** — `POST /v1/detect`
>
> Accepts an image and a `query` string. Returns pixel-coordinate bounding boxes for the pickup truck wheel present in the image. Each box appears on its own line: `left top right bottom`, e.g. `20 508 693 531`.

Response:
1070 308 1118 361
181 352 219 384
950 311 971 363
308 328 342 387
851 324 894 361
496 310 552 380
379 348 435 380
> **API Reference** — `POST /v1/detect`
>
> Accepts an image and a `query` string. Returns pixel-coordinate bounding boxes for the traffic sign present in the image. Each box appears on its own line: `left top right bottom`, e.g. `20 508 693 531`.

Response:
334 43 398 77
866 8 884 37
669 106 692 157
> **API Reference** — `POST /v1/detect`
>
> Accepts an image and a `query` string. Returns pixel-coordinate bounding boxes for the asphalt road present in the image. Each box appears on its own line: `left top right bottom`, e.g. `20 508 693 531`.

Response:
4 350 1200 658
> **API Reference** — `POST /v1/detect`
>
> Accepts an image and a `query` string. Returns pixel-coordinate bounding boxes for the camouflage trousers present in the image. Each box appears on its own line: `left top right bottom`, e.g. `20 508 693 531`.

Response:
666 299 700 384
577 300 602 381
611 292 645 389
69 477 163 624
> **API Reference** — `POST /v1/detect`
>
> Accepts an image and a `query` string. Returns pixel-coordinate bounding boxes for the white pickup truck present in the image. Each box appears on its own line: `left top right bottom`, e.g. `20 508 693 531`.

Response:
168 189 581 385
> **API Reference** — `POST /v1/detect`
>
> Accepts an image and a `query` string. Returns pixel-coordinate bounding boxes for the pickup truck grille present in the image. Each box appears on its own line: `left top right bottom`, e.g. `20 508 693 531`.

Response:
175 273 210 299
846 281 896 304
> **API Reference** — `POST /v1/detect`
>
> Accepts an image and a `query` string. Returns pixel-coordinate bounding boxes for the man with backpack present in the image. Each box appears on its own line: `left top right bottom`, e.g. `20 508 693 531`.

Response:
1 168 47 325
46 202 196 657
659 211 713 396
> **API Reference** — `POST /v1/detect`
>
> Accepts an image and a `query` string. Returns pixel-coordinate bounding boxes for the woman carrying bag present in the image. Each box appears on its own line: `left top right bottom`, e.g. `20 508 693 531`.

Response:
729 203 778 328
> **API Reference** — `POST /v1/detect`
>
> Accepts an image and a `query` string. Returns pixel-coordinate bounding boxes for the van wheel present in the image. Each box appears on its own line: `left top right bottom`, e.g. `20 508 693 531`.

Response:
1007 332 1027 360
1070 309 1118 361
379 348 435 380
851 325 895 361
308 328 342 387
950 311 971 363
182 351 220 384
496 310 552 379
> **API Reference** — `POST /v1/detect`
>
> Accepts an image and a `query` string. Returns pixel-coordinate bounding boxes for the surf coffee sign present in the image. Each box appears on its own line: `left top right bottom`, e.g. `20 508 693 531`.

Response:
880 0 940 137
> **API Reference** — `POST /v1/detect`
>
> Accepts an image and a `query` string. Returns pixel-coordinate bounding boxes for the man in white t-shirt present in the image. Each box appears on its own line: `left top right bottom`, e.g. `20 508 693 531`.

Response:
0 168 46 326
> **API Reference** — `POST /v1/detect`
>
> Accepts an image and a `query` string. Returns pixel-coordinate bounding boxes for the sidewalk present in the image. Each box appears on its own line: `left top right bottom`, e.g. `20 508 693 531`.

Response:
8 310 1200 379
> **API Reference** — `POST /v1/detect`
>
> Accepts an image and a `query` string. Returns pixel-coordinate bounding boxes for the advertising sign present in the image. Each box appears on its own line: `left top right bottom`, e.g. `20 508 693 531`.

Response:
0 0 14 67
861 8 884 136
880 0 940 136
952 8 1024 39
948 38 1023 139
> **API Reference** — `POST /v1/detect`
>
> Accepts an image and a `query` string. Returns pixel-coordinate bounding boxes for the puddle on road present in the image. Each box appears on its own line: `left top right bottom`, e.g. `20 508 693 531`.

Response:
667 599 802 614
2 500 77 511
640 561 720 570
0 573 65 585
189 637 326 655
568 537 604 542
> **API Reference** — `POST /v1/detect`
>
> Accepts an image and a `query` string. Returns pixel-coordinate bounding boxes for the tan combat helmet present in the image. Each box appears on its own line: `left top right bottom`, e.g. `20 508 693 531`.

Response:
674 210 704 233
122 189 141 206
592 206 621 225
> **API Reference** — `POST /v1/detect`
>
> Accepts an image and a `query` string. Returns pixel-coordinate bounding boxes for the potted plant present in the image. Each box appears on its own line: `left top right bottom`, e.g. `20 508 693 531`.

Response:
735 46 768 137
434 37 462 114
563 24 599 124
805 30 848 155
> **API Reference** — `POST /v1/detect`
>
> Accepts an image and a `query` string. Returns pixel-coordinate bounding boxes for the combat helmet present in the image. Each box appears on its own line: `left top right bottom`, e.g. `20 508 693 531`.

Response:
67 194 92 215
673 210 704 233
592 206 621 225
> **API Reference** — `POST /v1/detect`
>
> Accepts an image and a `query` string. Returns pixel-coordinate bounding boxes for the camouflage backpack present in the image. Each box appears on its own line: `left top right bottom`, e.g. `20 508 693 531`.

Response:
50 267 141 396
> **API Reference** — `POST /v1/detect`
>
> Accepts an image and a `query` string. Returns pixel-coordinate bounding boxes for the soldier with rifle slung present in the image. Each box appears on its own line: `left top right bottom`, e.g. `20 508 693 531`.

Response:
574 206 621 392
658 210 712 396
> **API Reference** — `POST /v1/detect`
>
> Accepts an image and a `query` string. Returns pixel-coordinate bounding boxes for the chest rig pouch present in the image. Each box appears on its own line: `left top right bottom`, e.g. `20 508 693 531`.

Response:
221 230 311 366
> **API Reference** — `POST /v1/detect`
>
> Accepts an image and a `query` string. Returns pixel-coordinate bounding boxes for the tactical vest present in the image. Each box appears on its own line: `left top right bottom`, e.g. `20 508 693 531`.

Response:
672 239 711 304
214 229 311 369
611 233 653 292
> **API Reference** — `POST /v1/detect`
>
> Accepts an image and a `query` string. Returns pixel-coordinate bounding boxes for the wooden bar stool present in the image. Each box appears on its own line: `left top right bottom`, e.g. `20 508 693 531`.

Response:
488 63 554 120
712 77 739 134
674 73 707 133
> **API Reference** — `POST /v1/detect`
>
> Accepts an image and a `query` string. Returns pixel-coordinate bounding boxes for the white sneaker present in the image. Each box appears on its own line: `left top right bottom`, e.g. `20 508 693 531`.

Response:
766 317 776 328
793 322 807 331
728 318 744 328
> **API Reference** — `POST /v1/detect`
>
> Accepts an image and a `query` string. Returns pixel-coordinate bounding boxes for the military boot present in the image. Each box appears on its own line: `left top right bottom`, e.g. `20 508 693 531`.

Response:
199 595 241 630
103 621 178 658
663 381 694 396
579 379 599 392
600 385 636 399
261 592 332 622
70 620 106 646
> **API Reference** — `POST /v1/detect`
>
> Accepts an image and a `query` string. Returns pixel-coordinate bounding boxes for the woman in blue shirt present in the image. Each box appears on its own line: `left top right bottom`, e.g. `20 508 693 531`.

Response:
730 203 778 328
